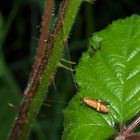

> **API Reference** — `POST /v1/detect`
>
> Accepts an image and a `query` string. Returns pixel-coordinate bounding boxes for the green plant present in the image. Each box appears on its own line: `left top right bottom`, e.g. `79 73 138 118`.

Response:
63 15 140 140
1 1 140 140
8 0 94 140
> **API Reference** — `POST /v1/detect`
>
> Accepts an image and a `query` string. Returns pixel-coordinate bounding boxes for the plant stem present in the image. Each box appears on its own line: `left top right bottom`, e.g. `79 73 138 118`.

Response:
124 117 140 136
9 0 83 139
24 0 54 97
9 0 54 139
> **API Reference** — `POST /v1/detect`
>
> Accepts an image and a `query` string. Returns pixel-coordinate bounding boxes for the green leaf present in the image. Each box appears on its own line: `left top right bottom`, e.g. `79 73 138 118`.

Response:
63 15 140 140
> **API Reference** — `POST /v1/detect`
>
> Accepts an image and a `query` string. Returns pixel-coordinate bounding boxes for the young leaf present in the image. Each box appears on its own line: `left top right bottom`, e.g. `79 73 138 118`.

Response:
63 15 140 139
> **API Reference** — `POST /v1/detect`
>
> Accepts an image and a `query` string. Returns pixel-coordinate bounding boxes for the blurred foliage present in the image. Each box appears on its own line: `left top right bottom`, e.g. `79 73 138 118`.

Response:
0 0 140 140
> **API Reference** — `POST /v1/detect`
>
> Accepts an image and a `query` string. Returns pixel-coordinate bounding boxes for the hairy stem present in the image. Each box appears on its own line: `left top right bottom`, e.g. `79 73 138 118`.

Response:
124 117 140 136
9 0 83 139
9 0 54 139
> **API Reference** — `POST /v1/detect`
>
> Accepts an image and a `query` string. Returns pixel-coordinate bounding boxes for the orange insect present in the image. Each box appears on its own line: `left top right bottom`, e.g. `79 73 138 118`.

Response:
80 98 109 113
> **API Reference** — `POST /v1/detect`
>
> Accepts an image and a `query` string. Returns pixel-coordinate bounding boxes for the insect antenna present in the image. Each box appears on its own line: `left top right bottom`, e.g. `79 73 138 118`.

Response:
43 40 79 107
63 39 79 93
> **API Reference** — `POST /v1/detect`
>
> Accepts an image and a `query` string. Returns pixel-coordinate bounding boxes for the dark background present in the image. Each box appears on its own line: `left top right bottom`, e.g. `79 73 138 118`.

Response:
0 0 140 139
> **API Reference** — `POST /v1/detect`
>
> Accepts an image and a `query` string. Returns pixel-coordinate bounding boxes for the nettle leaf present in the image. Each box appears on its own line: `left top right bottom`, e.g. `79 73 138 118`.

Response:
63 15 140 140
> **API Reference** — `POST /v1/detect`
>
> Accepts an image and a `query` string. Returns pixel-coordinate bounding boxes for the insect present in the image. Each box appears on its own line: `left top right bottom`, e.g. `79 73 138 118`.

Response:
89 41 101 57
80 98 109 113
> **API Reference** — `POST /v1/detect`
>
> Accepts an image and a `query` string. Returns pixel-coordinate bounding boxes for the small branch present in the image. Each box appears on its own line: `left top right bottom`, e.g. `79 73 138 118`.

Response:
123 117 140 136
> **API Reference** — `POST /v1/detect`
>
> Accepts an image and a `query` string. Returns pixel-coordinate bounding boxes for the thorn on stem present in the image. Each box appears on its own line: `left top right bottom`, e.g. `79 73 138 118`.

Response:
8 103 20 112
50 76 56 90
32 36 39 41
